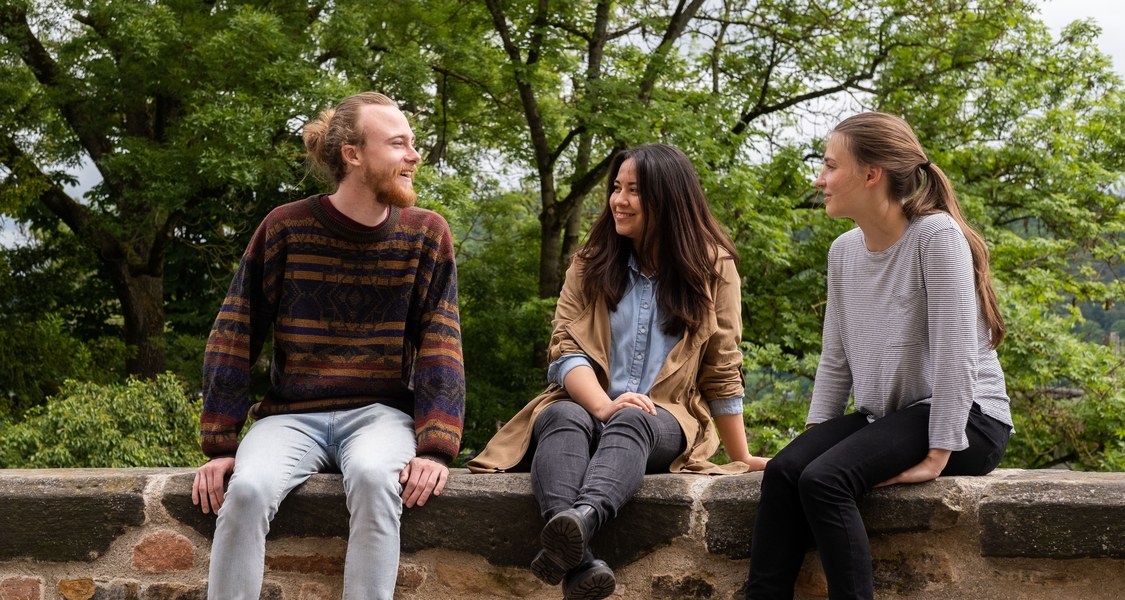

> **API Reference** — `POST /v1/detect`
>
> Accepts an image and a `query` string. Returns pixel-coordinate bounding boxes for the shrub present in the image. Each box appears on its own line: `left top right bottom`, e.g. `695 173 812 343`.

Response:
0 374 204 468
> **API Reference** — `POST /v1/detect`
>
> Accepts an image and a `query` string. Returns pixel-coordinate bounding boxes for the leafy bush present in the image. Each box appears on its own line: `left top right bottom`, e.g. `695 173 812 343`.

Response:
0 374 204 468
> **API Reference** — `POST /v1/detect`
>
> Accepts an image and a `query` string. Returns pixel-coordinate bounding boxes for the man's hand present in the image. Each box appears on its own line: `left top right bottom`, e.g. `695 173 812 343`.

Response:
399 456 449 508
877 449 952 488
192 456 235 514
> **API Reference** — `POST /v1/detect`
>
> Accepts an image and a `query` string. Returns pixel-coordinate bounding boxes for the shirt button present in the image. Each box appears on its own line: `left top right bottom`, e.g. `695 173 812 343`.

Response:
635 353 643 359
639 327 646 333
631 378 638 384
642 303 649 309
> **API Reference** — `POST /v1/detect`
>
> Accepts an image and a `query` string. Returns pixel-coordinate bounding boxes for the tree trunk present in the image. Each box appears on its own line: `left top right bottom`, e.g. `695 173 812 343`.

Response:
105 263 166 379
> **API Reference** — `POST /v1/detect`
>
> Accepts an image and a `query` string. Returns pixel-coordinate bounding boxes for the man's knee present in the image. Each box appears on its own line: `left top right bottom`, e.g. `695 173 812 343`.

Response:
221 471 278 517
346 462 404 501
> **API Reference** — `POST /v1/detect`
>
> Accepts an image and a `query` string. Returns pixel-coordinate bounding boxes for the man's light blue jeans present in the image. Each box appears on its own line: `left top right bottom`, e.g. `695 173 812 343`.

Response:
208 403 416 600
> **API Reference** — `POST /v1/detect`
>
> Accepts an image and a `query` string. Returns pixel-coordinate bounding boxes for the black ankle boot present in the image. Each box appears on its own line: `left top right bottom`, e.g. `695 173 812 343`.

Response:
533 504 599 584
563 556 615 600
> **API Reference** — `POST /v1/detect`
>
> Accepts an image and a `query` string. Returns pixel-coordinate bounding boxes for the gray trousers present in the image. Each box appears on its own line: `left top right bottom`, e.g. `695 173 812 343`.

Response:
530 401 686 529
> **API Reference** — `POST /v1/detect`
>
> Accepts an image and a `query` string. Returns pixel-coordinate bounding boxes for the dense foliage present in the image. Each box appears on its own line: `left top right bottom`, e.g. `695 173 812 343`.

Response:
0 0 1122 470
0 374 203 468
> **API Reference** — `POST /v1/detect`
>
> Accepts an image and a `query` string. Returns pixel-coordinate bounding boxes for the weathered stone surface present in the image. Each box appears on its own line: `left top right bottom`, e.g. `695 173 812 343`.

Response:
703 473 971 558
0 577 41 600
979 470 1125 558
872 550 955 594
132 530 195 572
859 477 967 534
0 469 148 561
298 582 332 600
140 583 203 600
593 473 696 566
651 573 717 598
701 473 760 558
401 471 543 566
58 578 96 600
434 559 541 598
163 471 350 539
168 468 694 567
265 553 344 575
92 580 141 600
406 471 692 567
396 563 427 592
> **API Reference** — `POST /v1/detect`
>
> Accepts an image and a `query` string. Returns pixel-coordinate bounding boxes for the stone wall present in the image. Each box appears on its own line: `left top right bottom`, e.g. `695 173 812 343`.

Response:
1 468 1123 599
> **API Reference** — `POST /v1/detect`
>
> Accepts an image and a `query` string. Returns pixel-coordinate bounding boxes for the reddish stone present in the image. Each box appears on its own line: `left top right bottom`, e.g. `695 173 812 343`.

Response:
132 530 195 572
265 553 345 575
0 577 42 600
58 579 96 600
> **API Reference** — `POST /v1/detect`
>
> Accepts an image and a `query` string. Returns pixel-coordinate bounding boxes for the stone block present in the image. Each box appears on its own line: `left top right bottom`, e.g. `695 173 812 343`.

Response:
0 470 147 561
401 471 543 567
701 472 760 558
265 553 344 575
132 531 194 572
92 580 141 600
594 474 696 566
979 471 1125 558
858 477 967 534
0 577 42 600
702 473 969 559
140 584 203 600
58 579 95 600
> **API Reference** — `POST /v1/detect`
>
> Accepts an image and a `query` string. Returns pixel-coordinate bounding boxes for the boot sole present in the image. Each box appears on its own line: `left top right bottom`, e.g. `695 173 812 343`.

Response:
540 511 588 574
530 548 567 585
565 565 616 600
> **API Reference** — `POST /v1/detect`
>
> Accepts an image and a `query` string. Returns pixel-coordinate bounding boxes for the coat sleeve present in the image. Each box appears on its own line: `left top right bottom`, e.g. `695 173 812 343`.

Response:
547 259 593 363
696 257 746 403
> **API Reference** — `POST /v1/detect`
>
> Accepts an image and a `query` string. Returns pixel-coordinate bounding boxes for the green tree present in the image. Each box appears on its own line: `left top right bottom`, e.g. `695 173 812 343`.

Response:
0 0 338 377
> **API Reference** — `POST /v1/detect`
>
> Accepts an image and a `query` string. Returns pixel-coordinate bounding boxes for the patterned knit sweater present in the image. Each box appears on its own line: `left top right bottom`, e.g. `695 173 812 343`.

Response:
200 195 465 462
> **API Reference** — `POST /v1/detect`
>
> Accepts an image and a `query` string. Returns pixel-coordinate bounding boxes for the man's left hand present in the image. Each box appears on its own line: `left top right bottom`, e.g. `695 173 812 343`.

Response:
399 456 449 508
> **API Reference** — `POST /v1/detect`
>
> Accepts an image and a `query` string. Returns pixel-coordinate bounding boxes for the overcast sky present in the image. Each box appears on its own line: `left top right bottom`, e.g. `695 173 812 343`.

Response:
1038 0 1124 77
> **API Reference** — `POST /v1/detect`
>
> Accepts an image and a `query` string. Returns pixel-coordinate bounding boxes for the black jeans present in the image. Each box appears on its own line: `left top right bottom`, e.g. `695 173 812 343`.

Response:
530 401 686 528
745 403 1010 600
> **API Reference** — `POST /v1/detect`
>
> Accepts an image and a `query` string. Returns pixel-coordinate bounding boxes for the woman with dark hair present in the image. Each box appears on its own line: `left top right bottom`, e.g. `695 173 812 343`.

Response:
470 143 767 600
744 112 1013 600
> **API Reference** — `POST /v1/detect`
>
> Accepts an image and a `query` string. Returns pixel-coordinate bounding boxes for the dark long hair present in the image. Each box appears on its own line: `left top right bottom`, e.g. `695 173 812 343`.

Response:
832 112 1005 347
577 143 738 336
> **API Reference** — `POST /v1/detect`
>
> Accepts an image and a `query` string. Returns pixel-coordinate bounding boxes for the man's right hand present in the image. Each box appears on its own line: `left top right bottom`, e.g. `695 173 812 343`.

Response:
192 456 235 515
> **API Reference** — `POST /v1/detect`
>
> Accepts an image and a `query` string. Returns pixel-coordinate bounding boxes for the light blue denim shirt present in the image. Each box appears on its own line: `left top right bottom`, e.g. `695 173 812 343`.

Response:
547 256 743 417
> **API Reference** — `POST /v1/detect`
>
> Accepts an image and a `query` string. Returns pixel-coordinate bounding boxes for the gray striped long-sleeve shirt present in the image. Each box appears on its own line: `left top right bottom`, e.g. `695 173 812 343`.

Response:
807 213 1012 451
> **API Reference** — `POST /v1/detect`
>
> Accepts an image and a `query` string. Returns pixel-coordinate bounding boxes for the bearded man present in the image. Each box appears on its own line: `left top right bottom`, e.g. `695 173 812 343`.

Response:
192 92 464 599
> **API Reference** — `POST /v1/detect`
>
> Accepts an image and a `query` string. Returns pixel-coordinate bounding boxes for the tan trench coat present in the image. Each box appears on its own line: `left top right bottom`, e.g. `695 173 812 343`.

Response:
467 253 751 475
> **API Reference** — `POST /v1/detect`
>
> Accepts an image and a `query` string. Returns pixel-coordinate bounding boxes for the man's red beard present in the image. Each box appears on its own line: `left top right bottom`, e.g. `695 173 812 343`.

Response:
364 165 417 209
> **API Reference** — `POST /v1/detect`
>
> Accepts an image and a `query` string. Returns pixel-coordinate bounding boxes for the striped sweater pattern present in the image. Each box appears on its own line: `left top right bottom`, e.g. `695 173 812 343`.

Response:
201 195 465 461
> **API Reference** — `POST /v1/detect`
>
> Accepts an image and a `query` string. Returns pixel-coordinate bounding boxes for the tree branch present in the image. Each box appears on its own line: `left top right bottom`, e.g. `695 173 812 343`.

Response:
0 4 113 162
